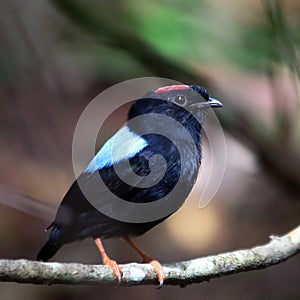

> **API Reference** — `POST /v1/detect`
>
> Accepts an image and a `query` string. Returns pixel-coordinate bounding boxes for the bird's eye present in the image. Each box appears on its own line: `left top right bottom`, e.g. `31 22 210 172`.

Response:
173 95 187 106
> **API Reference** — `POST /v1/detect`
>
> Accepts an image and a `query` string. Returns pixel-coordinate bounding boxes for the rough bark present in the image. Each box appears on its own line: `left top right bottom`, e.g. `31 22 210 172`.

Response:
0 225 299 287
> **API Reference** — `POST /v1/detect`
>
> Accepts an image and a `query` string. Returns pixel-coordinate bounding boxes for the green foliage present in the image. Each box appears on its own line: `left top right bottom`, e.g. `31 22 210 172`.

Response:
62 0 298 76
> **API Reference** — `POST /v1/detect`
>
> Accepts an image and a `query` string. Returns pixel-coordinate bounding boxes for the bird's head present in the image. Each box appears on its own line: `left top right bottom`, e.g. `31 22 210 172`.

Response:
127 84 222 138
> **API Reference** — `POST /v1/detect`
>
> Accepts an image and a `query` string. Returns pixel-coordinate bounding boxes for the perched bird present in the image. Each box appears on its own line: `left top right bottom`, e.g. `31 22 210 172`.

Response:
37 84 222 286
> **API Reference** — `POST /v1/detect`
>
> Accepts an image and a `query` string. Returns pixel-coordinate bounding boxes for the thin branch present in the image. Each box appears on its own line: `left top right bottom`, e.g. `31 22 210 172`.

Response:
0 225 299 287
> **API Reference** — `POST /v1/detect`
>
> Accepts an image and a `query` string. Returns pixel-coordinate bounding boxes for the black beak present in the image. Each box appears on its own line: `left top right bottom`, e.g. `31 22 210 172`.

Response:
208 97 223 108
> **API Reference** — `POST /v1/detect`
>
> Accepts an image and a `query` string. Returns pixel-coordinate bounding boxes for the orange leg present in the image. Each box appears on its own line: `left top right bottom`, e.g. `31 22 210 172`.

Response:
94 238 122 284
124 237 165 287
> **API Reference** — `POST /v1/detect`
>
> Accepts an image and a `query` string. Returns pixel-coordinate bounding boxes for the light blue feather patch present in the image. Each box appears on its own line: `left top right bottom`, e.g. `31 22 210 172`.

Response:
84 126 148 173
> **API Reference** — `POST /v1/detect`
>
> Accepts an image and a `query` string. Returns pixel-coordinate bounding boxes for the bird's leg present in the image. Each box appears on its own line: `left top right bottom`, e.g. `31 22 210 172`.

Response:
94 238 122 284
124 237 165 287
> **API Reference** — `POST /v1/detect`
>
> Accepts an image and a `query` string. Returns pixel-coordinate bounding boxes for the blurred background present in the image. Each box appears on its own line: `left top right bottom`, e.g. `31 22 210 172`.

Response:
0 0 300 299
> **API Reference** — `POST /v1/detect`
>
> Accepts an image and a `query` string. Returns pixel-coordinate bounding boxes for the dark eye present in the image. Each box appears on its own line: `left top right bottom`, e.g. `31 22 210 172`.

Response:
173 95 187 106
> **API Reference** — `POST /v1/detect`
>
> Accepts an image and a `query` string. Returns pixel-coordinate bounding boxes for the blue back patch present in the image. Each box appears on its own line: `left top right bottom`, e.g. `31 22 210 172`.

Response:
84 126 148 173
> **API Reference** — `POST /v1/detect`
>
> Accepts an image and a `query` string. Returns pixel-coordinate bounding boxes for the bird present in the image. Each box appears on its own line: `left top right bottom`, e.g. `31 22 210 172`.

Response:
36 84 223 286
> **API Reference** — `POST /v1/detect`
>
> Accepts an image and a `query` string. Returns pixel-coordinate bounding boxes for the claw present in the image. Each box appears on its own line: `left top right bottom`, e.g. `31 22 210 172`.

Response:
142 256 165 287
102 256 123 285
149 259 165 288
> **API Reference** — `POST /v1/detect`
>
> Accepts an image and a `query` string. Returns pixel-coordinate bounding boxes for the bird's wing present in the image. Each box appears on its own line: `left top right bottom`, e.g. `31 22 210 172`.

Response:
52 126 173 227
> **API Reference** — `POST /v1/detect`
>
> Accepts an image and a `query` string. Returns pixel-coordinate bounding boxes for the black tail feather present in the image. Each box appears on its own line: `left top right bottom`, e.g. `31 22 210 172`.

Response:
36 240 61 262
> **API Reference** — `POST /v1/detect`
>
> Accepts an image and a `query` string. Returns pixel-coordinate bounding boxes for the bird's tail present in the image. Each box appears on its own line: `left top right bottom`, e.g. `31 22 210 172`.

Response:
36 226 62 261
36 240 62 262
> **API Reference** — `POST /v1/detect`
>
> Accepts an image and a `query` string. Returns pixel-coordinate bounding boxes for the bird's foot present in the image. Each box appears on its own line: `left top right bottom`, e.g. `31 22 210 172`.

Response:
143 256 165 288
123 238 165 287
94 238 122 285
102 256 123 285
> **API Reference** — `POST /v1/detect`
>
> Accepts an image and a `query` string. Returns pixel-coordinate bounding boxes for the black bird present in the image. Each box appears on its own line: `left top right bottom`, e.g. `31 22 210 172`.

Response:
37 84 222 286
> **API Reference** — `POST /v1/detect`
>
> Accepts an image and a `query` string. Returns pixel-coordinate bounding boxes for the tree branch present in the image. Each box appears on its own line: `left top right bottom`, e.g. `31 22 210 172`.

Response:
0 225 299 287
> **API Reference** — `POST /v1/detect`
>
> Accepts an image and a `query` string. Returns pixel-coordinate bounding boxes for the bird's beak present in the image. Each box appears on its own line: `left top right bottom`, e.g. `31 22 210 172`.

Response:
208 97 223 108
190 97 223 111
